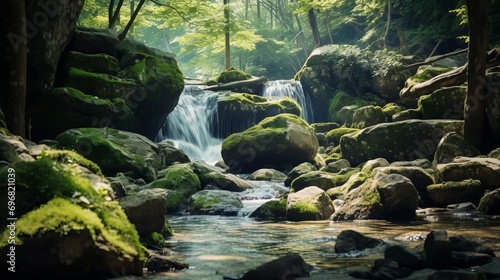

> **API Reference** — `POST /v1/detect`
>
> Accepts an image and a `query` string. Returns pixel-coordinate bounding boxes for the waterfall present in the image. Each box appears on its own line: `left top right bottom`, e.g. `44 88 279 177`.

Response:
156 86 222 165
261 80 314 123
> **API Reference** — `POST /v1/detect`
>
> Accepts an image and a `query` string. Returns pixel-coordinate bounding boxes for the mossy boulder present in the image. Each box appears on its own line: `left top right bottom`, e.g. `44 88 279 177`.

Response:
249 199 287 220
0 109 11 136
435 157 500 191
0 151 145 277
215 67 252 83
488 148 500 160
332 179 384 221
188 190 243 216
191 161 254 191
392 109 423 121
56 127 161 182
284 162 317 187
432 132 481 166
361 158 391 174
427 180 483 207
29 87 135 142
157 140 191 167
311 122 340 133
418 86 466 120
340 120 464 166
290 171 336 192
331 168 362 186
478 188 500 215
325 127 359 146
403 66 453 89
287 186 335 221
374 173 419 220
327 91 371 125
351 105 387 129
382 102 405 121
221 113 319 174
64 51 120 75
215 93 302 138
247 168 287 182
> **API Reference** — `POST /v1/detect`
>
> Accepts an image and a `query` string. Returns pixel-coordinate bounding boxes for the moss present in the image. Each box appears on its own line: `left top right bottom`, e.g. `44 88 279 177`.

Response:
143 232 164 247
215 67 252 83
325 153 343 164
325 127 360 146
163 220 174 236
327 91 370 123
332 168 361 186
361 186 382 206
288 201 319 220
192 197 221 210
250 199 287 219
0 198 145 259
65 51 120 75
39 149 103 176
405 67 453 88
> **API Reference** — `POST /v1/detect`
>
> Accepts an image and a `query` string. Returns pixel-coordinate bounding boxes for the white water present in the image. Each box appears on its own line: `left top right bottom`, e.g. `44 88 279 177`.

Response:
262 79 314 123
156 86 222 165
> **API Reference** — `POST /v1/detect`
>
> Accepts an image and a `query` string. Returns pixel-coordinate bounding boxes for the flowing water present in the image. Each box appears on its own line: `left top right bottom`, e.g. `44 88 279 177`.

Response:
262 80 314 123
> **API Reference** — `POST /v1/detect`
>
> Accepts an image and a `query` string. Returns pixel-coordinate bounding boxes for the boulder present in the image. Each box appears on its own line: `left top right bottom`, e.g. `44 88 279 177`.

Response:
325 127 360 147
392 108 423 121
340 120 464 166
290 171 336 192
249 199 287 220
427 180 483 207
215 93 302 138
71 27 119 56
157 140 191 168
247 168 287 182
321 158 351 173
374 173 419 220
435 157 500 190
332 179 384 221
432 132 481 166
418 86 466 120
118 192 168 238
188 190 243 216
351 105 387 129
221 113 319 173
191 161 254 192
241 253 313 280
334 230 385 254
478 188 500 215
361 158 390 174
56 127 161 182
424 230 452 269
286 186 335 221
311 122 340 133
284 162 317 187
63 51 120 75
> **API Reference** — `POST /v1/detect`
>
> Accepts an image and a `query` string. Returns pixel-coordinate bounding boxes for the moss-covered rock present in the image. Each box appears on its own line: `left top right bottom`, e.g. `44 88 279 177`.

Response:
249 199 287 220
290 171 336 192
311 122 340 133
64 51 120 75
247 168 287 182
374 173 419 220
192 161 254 191
435 157 500 191
0 109 10 136
215 67 252 83
56 127 160 182
382 102 405 121
327 91 371 125
478 188 500 215
331 179 384 221
29 87 136 142
427 180 483 207
340 120 464 166
284 162 317 187
221 113 319 174
392 108 423 121
287 186 335 221
188 190 243 216
215 93 302 138
351 105 387 129
432 132 481 166
403 66 453 89
157 140 191 168
418 86 466 120
325 127 360 146
331 168 361 186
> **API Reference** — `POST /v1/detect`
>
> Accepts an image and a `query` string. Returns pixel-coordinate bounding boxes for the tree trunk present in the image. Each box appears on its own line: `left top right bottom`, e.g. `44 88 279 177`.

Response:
5 0 27 138
257 0 261 19
109 0 125 29
224 0 231 70
118 0 146 41
463 0 489 148
383 0 391 48
308 9 320 47
108 0 115 27
396 26 408 55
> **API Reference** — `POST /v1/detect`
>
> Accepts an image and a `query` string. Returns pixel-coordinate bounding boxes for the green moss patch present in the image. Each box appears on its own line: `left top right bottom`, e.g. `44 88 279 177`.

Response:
216 67 252 83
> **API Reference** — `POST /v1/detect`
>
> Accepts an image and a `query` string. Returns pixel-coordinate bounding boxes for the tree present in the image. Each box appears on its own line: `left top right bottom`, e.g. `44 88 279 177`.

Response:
5 0 27 138
463 0 489 149
224 0 231 69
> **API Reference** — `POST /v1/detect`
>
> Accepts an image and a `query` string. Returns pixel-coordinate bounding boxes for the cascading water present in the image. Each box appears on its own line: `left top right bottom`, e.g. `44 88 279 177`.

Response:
262 79 314 123
156 86 222 165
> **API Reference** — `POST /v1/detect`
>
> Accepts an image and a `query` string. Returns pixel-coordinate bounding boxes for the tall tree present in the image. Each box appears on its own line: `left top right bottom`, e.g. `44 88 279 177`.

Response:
224 0 231 69
5 0 27 138
463 0 489 149
118 0 147 41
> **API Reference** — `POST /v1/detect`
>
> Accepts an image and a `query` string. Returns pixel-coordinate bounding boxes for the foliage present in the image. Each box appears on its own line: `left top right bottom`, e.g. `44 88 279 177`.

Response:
215 67 252 83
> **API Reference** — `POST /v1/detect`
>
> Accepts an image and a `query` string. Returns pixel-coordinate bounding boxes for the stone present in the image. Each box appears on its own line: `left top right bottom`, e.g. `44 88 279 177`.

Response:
118 192 168 238
486 72 500 145
478 258 500 279
157 140 191 167
284 162 317 187
435 157 500 190
286 186 335 221
478 188 500 215
290 171 336 192
361 158 390 174
334 230 385 254
145 253 189 273
424 230 452 269
418 86 466 120
192 161 254 192
351 105 387 129
392 109 423 121
249 199 287 220
427 180 483 207
432 132 480 166
321 159 351 173
428 270 480 280
188 190 243 216
248 168 288 182
374 173 419 220
325 127 360 146
221 113 319 174
384 245 423 270
332 179 385 221
340 120 463 166
241 253 313 280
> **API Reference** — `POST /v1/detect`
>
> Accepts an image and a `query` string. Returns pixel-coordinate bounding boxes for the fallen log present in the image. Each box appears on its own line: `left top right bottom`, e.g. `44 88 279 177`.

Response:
202 76 268 93
400 45 500 104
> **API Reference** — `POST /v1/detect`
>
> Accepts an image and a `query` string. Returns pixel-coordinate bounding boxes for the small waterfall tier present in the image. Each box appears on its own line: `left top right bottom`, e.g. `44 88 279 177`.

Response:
156 86 222 164
261 80 314 123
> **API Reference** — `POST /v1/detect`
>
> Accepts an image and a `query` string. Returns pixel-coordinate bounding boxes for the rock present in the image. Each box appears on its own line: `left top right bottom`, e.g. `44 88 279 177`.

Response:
337 172 369 196
432 132 481 166
290 171 336 192
478 188 500 215
478 258 500 279
118 192 168 238
63 51 120 75
321 159 351 173
418 86 466 120
361 158 390 174
192 161 254 192
488 147 500 159
390 158 433 169
451 251 494 268
157 140 191 167
400 66 455 106
374 173 419 220
427 180 483 207
286 186 335 221
240 253 313 280
221 113 319 174
351 105 387 129
334 230 385 254
382 102 405 121
215 93 302 138
249 199 287 220
370 259 403 280
331 179 384 221
446 202 477 211
340 119 464 166
392 108 423 121
435 157 500 190
424 230 452 269
397 268 437 280
248 168 288 182
284 162 317 187
428 270 480 280
372 166 434 203
56 127 161 182
325 127 360 147
311 122 340 133
384 245 423 270
145 253 188 273
110 181 127 198
188 190 243 216
486 72 500 144
71 27 119 56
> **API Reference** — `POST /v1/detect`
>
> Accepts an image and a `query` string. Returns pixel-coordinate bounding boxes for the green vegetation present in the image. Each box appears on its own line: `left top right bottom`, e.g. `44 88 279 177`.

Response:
325 127 360 146
215 67 252 83
40 149 103 176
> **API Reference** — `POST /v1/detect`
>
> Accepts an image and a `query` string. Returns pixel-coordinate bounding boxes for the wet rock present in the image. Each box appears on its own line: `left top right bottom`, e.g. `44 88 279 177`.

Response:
432 132 480 167
427 180 483 207
335 230 386 254
351 105 387 129
428 270 480 280
424 230 452 269
435 157 500 191
451 251 494 268
450 236 496 257
446 202 477 211
118 192 168 238
192 161 254 192
145 253 189 273
478 188 500 215
384 245 423 270
290 171 336 192
418 86 466 120
478 258 500 279
287 186 335 221
110 181 127 198
321 158 351 173
284 162 317 187
249 199 287 220
332 179 384 221
361 158 390 174
374 173 419 220
390 158 433 169
157 140 191 167
188 190 243 216
248 168 287 182
240 253 313 280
